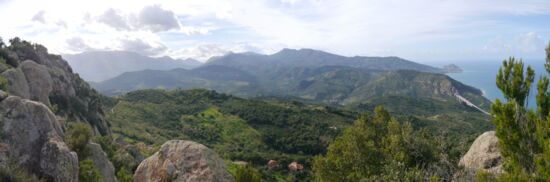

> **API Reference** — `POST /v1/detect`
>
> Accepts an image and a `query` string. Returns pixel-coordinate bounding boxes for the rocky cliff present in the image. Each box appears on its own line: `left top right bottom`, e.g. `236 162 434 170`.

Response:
134 140 234 182
0 38 114 181
1 38 110 135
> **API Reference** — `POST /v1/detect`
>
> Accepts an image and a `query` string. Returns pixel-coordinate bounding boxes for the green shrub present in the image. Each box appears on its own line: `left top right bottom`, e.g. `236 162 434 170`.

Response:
0 76 7 91
0 57 10 72
233 165 263 182
116 167 134 182
65 122 93 158
93 136 116 159
79 159 103 182
475 170 496 182
0 164 35 182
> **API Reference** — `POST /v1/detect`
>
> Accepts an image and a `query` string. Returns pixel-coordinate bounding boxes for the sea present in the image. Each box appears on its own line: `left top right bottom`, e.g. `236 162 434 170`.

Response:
433 60 547 108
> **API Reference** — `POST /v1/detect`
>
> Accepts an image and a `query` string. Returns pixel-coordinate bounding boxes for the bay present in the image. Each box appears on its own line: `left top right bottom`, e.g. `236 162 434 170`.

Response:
438 60 547 108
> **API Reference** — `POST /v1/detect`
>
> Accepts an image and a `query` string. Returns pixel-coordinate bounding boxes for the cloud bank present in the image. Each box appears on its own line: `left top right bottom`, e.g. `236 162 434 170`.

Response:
0 0 548 61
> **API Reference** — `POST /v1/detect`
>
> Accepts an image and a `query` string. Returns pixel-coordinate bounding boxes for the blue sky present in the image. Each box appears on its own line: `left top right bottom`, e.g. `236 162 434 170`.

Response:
0 0 548 63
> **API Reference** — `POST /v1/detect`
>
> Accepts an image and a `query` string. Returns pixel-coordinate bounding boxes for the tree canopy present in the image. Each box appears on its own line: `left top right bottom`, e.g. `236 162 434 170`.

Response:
491 42 550 181
312 106 440 181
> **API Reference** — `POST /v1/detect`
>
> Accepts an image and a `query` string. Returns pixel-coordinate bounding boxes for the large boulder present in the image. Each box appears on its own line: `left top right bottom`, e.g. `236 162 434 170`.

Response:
0 96 78 181
87 142 118 182
1 67 30 99
19 60 54 106
459 131 503 174
134 140 234 182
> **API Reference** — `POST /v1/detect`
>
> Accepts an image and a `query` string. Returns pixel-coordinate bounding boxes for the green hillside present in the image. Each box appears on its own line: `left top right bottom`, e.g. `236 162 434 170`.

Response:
104 88 492 181
96 64 491 111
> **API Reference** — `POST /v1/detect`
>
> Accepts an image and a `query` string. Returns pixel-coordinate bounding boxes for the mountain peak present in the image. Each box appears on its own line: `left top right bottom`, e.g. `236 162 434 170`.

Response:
274 48 333 56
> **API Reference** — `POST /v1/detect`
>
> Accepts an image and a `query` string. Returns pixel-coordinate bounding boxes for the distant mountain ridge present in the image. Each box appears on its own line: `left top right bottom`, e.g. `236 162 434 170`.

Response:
205 48 445 76
63 51 202 82
93 48 491 112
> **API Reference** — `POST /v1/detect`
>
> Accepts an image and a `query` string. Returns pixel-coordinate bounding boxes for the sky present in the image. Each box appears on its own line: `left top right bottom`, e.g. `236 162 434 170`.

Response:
0 0 549 63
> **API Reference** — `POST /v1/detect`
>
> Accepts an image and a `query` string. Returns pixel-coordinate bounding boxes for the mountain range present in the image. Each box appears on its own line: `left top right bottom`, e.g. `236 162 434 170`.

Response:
92 48 490 112
63 51 202 82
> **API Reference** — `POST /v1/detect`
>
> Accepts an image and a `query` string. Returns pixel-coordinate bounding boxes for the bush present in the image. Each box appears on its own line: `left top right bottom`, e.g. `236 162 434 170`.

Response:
0 49 17 68
233 165 263 182
93 136 116 159
0 76 7 91
65 122 93 158
0 164 35 182
475 170 496 182
0 57 10 72
79 159 103 182
116 167 134 182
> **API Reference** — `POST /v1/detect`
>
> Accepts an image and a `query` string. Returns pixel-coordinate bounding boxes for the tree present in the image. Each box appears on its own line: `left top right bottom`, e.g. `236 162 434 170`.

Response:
312 106 436 181
65 122 93 158
491 42 550 180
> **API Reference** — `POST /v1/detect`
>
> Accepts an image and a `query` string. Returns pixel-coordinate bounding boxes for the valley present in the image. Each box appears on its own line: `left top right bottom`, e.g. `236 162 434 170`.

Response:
1 37 546 182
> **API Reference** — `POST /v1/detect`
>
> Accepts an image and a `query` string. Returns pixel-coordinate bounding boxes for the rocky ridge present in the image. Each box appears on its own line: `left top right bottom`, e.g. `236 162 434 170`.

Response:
1 39 110 135
0 38 115 181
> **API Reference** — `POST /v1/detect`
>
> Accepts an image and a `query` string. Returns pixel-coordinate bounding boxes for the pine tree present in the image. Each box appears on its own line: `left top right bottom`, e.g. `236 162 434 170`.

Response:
491 42 550 180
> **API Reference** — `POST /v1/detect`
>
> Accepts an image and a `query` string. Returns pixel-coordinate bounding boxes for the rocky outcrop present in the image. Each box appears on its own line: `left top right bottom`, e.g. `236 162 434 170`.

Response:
288 162 304 172
459 131 503 174
267 160 279 170
19 60 53 106
134 140 234 182
87 142 117 182
1 40 110 136
1 67 30 99
0 95 78 181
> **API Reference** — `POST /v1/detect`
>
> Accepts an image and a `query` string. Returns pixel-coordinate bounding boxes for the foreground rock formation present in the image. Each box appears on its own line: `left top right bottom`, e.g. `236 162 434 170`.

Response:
1 40 110 135
459 131 503 174
0 94 78 181
134 140 234 182
0 38 114 181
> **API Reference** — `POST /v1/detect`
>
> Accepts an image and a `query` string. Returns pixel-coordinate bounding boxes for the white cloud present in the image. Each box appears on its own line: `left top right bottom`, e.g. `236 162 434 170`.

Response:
65 37 95 52
31 11 46 23
119 38 168 56
98 8 131 31
136 5 181 32
0 0 549 61
484 32 545 53
97 5 181 32
516 32 545 53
